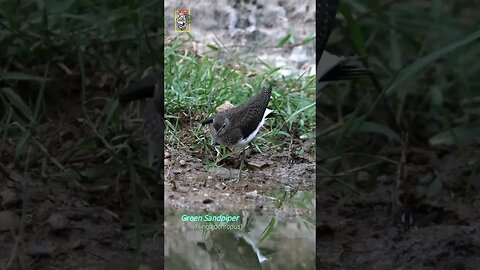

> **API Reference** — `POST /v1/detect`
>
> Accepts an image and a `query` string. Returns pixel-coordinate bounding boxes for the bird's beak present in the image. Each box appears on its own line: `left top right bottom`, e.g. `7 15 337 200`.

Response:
200 117 214 125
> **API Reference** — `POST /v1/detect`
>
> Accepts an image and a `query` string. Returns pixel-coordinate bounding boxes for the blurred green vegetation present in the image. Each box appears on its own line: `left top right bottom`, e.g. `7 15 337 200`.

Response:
0 0 162 166
318 0 480 196
0 1 164 262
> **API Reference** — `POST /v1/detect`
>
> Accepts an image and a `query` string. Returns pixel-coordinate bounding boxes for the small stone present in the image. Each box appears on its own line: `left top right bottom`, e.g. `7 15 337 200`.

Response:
245 190 258 199
164 158 171 166
46 213 69 231
248 160 268 168
179 160 186 166
165 151 171 158
355 171 370 188
1 189 20 208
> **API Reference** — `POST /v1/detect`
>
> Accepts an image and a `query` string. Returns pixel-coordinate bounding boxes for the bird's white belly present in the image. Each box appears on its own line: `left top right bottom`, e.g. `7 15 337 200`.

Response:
234 108 272 150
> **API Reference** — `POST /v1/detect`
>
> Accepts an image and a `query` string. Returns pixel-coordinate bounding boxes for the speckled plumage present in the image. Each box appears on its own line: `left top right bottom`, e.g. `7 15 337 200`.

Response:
119 70 163 146
317 0 339 64
201 86 274 181
119 70 163 177
202 86 273 151
316 0 369 83
143 82 164 157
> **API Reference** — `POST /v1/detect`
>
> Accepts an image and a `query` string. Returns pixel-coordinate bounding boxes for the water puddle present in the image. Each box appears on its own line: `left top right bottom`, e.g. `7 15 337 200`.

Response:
165 207 315 269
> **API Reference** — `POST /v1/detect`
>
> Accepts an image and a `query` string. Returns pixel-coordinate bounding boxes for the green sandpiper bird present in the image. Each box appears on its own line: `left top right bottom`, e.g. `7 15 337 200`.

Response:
316 0 370 85
118 69 163 179
201 86 274 182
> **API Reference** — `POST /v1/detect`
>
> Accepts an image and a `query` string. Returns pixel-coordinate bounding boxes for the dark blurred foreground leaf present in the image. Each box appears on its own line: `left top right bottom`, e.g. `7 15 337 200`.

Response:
357 121 400 142
387 28 480 95
429 120 480 146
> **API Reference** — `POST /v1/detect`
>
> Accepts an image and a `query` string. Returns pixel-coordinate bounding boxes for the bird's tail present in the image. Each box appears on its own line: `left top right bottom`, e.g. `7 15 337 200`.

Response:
319 64 370 82
118 70 163 104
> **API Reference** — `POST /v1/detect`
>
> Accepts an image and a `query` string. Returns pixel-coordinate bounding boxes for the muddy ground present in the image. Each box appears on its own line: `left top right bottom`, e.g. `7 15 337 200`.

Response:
163 89 315 213
317 143 480 269
0 99 164 269
164 137 315 213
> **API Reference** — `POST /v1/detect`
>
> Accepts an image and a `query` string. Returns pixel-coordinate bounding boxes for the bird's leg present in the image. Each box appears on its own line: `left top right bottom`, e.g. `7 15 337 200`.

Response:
234 148 246 182
156 162 163 182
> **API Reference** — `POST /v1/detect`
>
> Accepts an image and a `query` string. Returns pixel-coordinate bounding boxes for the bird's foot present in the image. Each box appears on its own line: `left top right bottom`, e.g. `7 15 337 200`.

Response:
227 169 243 183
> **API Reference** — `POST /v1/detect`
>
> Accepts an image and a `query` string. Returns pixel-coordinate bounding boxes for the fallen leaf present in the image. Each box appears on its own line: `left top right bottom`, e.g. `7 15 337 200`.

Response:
216 101 235 112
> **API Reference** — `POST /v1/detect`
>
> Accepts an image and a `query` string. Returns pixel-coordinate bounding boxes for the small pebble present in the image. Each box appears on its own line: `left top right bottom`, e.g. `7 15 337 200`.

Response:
1 189 20 208
164 158 171 166
245 190 258 199
46 213 69 231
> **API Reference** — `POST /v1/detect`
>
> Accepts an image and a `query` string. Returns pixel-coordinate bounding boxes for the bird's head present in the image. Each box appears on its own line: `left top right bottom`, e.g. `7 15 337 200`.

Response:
212 114 229 136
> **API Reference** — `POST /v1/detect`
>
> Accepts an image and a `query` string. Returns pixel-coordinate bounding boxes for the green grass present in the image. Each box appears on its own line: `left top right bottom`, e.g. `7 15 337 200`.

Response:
0 0 163 171
164 35 315 163
318 1 480 196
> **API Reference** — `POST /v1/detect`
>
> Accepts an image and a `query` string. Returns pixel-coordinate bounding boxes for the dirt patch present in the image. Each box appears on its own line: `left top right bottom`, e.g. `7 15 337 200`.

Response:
0 172 163 269
164 141 315 214
317 146 480 269
0 97 164 269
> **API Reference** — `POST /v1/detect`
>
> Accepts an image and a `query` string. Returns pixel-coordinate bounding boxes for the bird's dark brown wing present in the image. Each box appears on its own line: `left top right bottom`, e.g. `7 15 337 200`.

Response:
225 86 273 140
222 127 243 146
316 2 370 83
118 69 164 174
317 0 339 63
118 69 164 135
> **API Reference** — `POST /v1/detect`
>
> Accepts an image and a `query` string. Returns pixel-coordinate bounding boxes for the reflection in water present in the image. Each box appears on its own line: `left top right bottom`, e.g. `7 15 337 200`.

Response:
198 229 266 269
165 211 315 270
